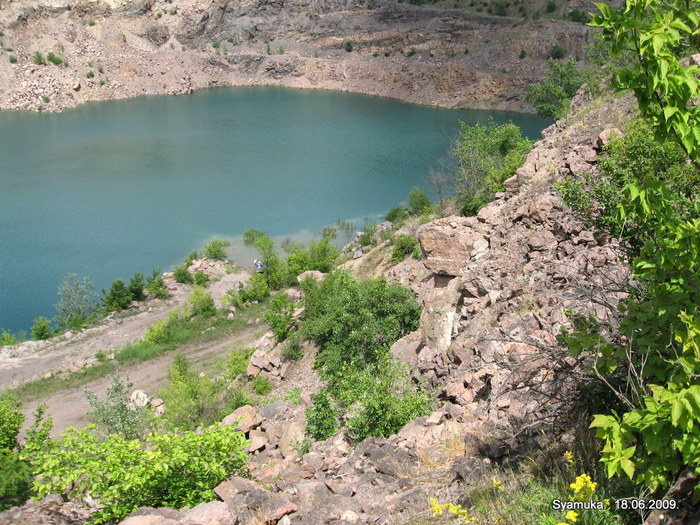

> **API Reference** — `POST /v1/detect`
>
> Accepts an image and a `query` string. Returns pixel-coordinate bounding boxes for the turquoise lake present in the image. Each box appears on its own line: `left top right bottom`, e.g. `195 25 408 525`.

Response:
0 86 548 333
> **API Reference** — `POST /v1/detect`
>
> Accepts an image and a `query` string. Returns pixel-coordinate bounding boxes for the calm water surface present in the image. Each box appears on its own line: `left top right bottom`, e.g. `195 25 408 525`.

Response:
0 87 548 333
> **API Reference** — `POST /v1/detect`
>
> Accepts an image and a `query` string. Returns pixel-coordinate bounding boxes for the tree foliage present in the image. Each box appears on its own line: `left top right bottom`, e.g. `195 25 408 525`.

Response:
526 57 585 118
558 0 700 500
453 119 532 215
55 273 97 329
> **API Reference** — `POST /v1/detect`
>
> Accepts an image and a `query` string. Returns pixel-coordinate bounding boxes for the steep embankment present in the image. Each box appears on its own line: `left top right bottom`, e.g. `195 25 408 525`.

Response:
0 92 646 525
0 0 597 111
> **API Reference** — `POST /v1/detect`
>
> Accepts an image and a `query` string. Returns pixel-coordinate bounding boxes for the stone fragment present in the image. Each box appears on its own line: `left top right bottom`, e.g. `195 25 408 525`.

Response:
247 429 267 452
179 501 237 525
220 405 261 433
417 217 489 276
597 128 623 148
297 270 324 283
214 476 264 500
527 230 558 251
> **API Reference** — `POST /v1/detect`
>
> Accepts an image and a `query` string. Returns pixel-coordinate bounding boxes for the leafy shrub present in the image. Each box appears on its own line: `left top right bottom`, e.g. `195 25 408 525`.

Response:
341 363 431 442
189 286 216 317
204 239 229 260
263 293 295 343
549 44 566 59
526 57 584 118
453 119 532 215
194 271 209 286
55 273 98 329
102 279 132 311
0 451 32 511
228 272 270 307
32 51 45 65
408 187 432 215
305 388 337 440
357 224 377 247
301 270 421 380
281 334 304 360
174 264 194 284
145 269 170 299
85 374 150 439
128 273 146 301
345 41 353 52
253 375 272 395
31 424 248 524
159 355 249 430
31 317 52 340
391 234 420 262
545 0 556 12
0 331 17 346
253 233 287 290
0 394 23 452
8 55 17 63
86 70 94 78
142 316 175 347
385 206 407 223
220 347 255 380
183 250 198 266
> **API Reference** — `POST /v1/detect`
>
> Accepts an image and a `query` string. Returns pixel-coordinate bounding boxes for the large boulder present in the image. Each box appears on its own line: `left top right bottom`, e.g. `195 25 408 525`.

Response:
417 217 489 277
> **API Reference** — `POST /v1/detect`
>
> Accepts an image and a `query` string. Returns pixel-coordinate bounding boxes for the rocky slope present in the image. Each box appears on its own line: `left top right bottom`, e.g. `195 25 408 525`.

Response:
0 0 600 112
3 90 667 525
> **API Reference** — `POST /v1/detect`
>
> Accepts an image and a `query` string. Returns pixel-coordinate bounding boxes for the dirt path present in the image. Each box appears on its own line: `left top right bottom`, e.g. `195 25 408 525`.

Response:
22 321 267 436
0 263 264 436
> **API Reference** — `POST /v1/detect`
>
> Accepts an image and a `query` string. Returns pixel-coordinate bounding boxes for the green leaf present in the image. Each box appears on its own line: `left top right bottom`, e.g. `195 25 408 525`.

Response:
620 458 636 479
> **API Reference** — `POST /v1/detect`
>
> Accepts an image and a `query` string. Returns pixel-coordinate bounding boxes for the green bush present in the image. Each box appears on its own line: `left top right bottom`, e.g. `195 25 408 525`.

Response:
145 270 170 299
31 424 248 524
345 41 353 52
85 374 150 439
9 55 17 64
385 206 407 223
391 234 420 262
341 363 431 442
253 375 272 395
253 233 287 290
357 224 377 247
55 273 98 329
305 388 337 440
545 0 556 12
526 57 584 118
0 331 17 346
86 70 95 78
189 286 216 317
194 271 208 286
220 347 255 380
31 317 52 340
263 293 295 343
281 334 304 360
174 264 194 284
301 270 421 380
549 44 566 59
453 119 532 215
128 273 146 301
102 279 132 311
408 187 432 215
183 250 198 266
0 394 23 452
228 272 270 306
159 355 249 430
204 239 229 260
0 451 32 511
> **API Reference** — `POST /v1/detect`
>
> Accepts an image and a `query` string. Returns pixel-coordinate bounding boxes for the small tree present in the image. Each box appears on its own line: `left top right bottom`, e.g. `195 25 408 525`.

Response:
128 273 146 301
526 57 584 118
203 239 229 260
55 273 98 329
31 317 53 340
407 187 433 215
102 279 132 312
189 286 216 317
85 374 150 439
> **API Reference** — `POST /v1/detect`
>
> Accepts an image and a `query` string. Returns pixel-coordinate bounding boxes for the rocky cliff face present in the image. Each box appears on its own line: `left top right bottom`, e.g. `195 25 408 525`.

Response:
0 0 597 111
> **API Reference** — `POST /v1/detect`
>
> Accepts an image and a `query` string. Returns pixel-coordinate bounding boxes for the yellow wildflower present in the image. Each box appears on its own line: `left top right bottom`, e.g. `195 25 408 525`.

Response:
564 450 574 466
565 510 579 522
570 473 597 501
492 477 505 492
604 498 611 507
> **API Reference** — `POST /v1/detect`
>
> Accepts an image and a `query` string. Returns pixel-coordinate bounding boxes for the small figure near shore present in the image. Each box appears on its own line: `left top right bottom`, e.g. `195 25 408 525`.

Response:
253 259 265 273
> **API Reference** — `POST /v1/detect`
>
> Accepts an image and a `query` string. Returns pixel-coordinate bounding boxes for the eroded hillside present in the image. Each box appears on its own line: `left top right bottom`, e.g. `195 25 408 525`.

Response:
0 0 599 111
